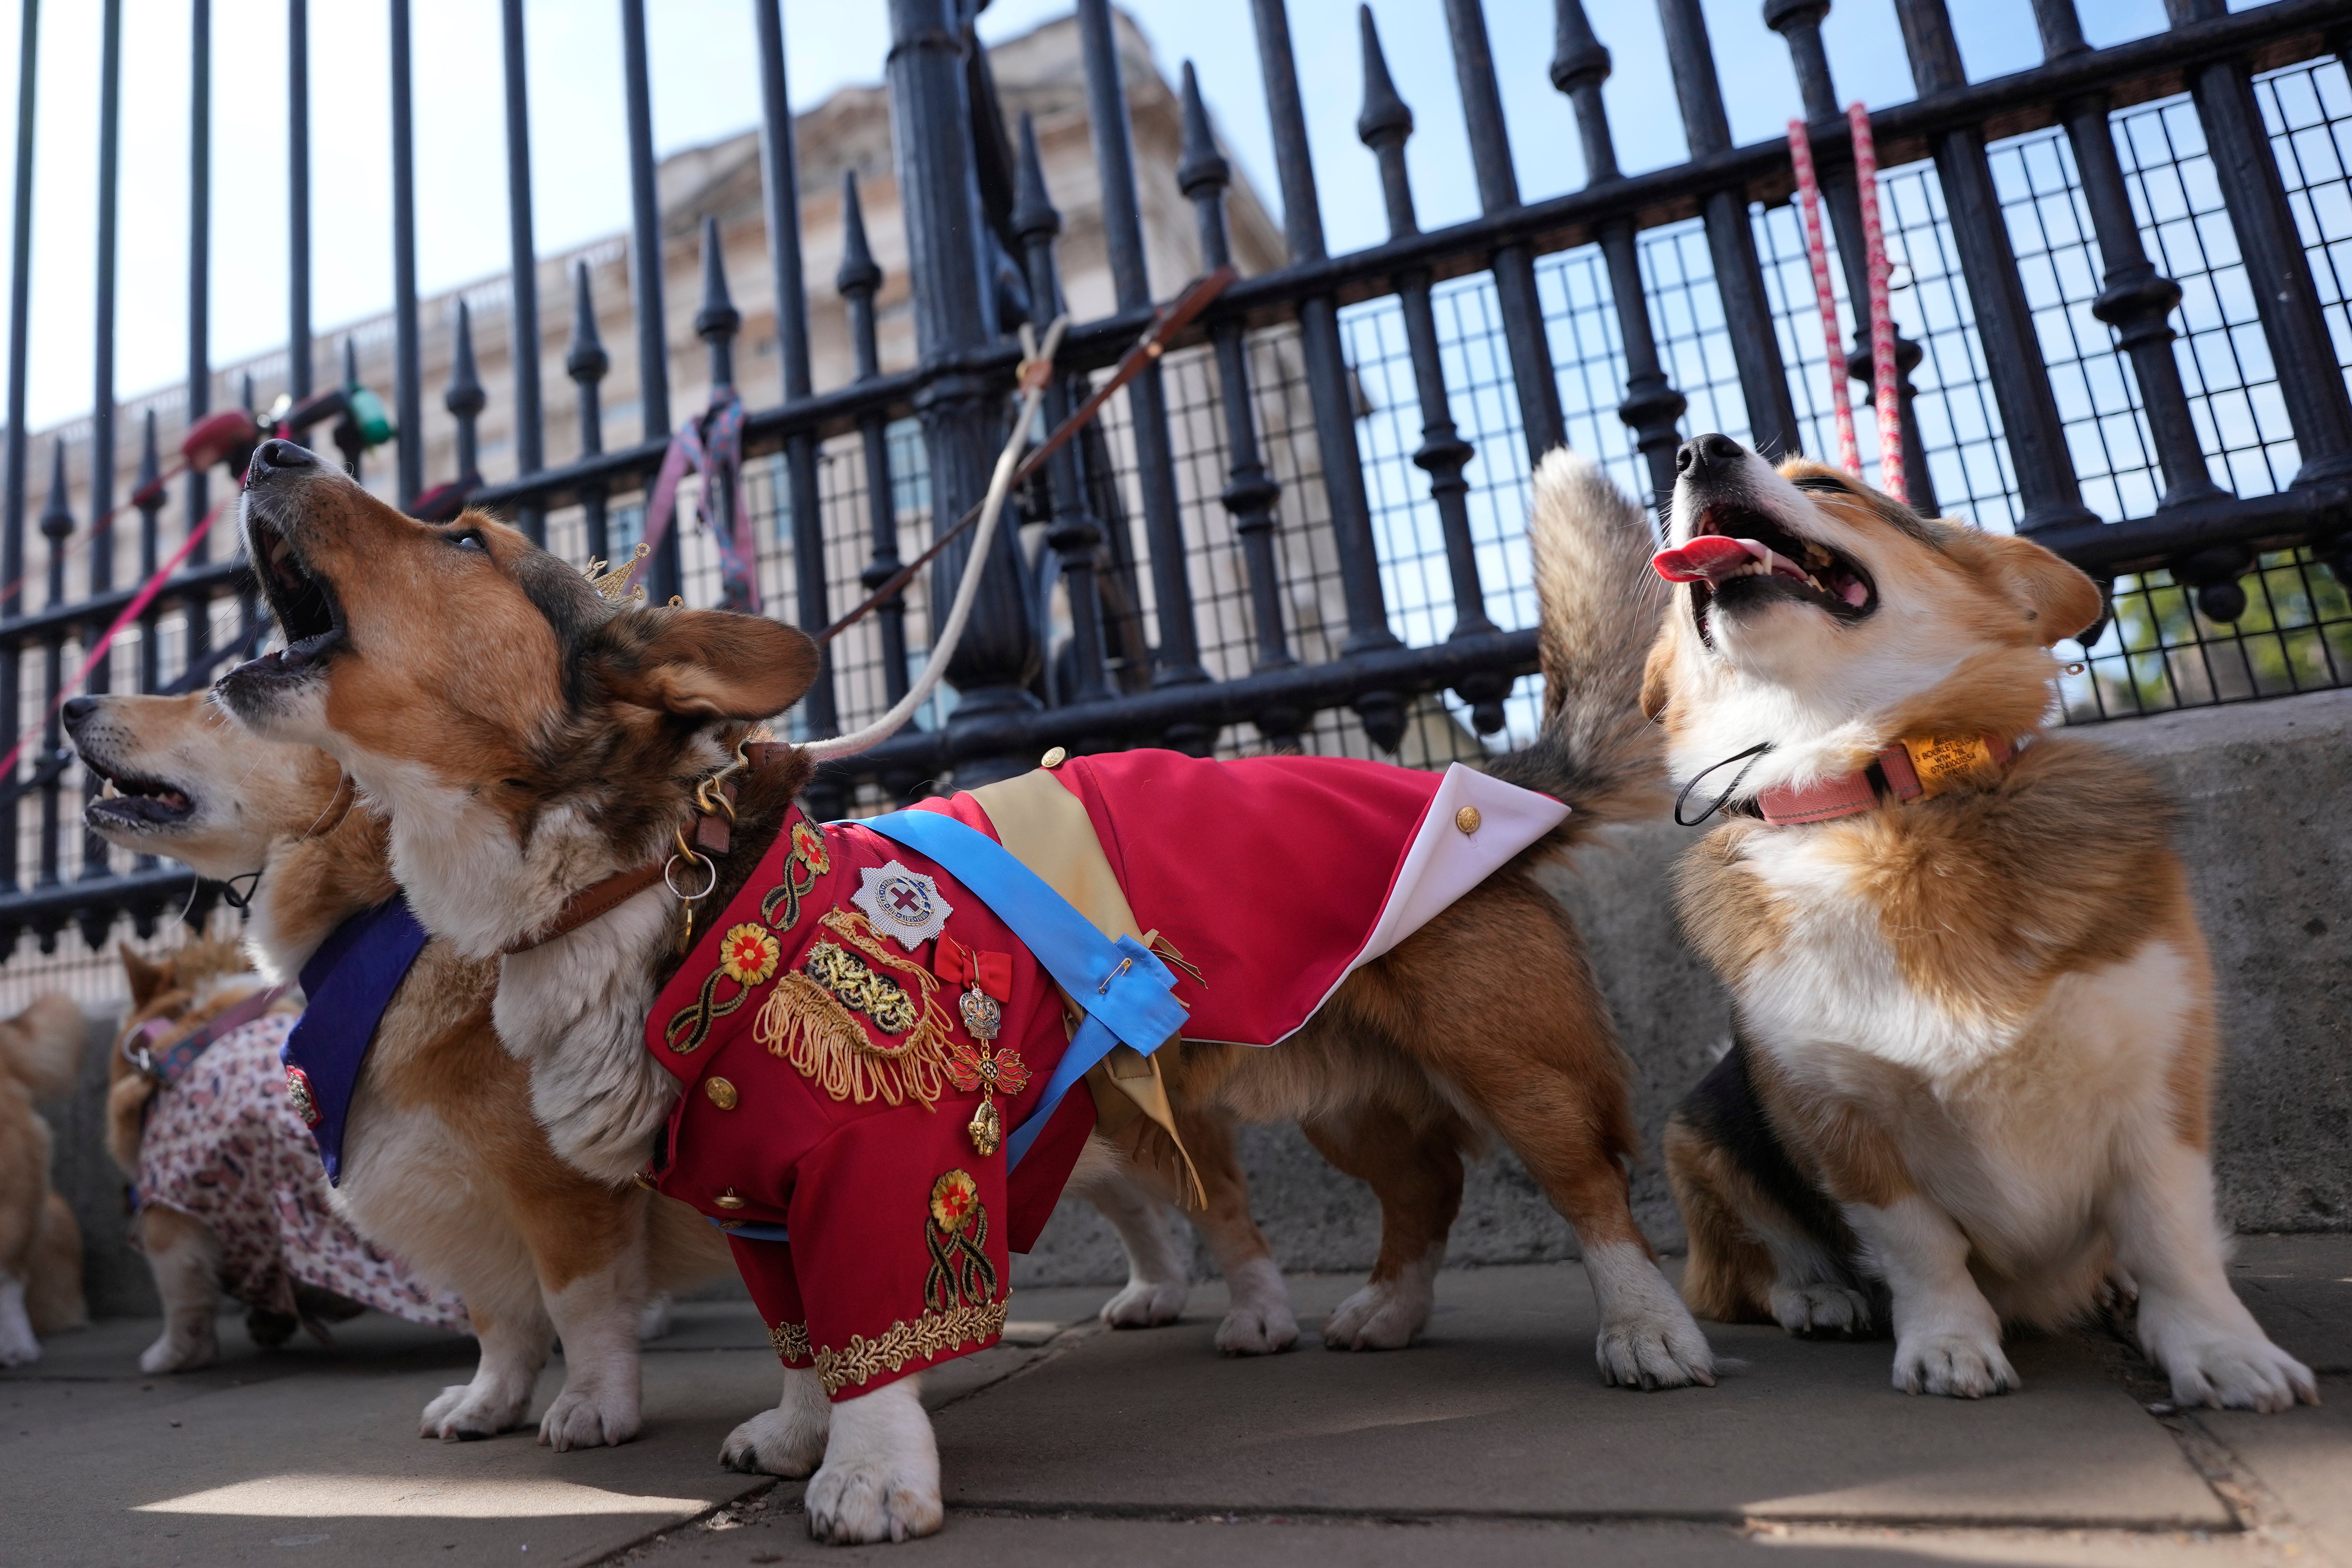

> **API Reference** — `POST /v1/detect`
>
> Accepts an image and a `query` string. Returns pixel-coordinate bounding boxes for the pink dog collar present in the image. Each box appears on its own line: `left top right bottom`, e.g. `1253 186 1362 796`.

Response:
1752 734 2017 825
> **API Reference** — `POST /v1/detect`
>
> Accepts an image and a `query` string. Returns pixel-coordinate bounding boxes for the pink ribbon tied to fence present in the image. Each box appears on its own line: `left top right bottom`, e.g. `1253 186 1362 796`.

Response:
1785 102 1907 504
624 388 763 614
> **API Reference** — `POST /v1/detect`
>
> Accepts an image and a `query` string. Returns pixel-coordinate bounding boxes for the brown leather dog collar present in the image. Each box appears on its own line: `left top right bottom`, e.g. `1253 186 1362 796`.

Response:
501 739 794 956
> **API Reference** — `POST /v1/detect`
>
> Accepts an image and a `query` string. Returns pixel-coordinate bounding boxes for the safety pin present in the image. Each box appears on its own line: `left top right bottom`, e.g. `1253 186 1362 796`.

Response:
1097 957 1132 994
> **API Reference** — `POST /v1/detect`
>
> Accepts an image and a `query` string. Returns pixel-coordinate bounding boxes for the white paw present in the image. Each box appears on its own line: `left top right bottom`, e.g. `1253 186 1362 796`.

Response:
1771 1281 1873 1339
722 1404 830 1477
138 1326 216 1374
537 1385 640 1450
1595 1306 1718 1391
1893 1332 2018 1399
1321 1275 1433 1351
2163 1335 2317 1414
1098 1277 1186 1329
1215 1298 1298 1355
806 1458 944 1545
0 1333 41 1368
420 1380 532 1440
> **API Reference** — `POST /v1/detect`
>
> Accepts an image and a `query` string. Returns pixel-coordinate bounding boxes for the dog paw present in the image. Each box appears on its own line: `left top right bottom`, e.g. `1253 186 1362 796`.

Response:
1098 1277 1186 1329
537 1386 641 1451
1321 1275 1433 1351
1215 1298 1298 1356
1596 1307 1718 1391
138 1329 215 1374
1893 1332 2017 1399
0 1335 41 1368
1771 1282 1873 1339
722 1403 830 1477
805 1457 944 1545
2164 1336 2317 1414
420 1381 530 1441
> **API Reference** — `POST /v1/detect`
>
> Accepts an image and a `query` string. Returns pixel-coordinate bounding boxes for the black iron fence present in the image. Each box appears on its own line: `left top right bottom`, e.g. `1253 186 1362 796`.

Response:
1 0 2350 978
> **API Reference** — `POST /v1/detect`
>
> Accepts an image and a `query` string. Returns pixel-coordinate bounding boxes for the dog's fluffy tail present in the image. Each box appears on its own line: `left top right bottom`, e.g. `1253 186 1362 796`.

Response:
1487 449 1667 846
0 993 87 1100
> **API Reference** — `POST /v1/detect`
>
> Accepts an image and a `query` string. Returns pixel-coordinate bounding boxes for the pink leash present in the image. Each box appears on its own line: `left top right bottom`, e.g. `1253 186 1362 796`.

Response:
1786 104 1906 503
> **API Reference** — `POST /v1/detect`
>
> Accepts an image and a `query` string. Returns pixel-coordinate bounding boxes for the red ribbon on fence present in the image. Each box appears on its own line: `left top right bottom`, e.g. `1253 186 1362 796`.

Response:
1784 105 1906 502
0 491 232 788
624 389 762 614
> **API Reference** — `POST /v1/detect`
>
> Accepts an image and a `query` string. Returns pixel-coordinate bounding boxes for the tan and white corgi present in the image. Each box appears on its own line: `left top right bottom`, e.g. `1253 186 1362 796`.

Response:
0 990 87 1365
1567 432 2313 1411
68 690 730 1442
213 437 1713 1545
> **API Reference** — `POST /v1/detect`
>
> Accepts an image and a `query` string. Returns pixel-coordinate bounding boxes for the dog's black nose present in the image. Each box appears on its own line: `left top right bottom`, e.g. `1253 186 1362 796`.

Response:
60 696 97 729
248 439 315 481
1675 433 1744 479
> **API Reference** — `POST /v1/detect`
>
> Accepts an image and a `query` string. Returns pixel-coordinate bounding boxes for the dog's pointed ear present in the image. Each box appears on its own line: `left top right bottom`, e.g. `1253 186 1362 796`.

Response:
1971 532 2104 645
1640 633 1674 721
592 608 821 721
120 944 168 1010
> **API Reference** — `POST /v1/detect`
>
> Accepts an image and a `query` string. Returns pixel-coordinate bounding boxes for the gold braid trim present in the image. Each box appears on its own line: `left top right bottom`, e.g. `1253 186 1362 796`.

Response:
812 1298 1008 1397
768 1320 812 1363
754 908 955 1107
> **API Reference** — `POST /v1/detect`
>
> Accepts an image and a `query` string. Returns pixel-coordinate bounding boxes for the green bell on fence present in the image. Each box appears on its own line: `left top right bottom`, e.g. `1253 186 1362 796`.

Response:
345 382 396 448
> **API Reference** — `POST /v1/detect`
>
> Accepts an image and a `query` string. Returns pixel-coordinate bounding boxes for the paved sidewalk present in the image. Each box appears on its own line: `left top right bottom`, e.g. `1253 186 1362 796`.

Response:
4 1239 2345 1568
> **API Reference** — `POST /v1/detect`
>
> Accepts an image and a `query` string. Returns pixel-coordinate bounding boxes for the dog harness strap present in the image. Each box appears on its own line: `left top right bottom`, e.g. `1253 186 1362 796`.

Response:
130 983 293 1086
860 809 1188 1171
280 898 432 1186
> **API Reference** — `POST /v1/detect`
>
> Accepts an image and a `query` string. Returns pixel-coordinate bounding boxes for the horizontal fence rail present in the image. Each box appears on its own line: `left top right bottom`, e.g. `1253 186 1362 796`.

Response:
0 0 2348 980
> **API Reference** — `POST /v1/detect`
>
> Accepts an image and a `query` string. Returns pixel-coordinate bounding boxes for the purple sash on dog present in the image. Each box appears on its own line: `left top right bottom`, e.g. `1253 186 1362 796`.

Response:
279 898 429 1185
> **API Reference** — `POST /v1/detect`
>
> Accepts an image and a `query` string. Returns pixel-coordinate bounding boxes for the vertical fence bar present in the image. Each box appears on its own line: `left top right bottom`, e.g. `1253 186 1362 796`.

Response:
390 0 422 512
1442 0 1566 462
1360 8 1507 736
36 442 69 910
2166 0 2352 491
184 0 213 675
1251 0 1405 749
693 217 742 608
568 261 610 564
1893 0 2096 534
85 0 124 890
2032 0 2224 516
500 0 543 543
448 299 483 484
838 172 908 714
287 0 310 400
619 0 677 602
753 0 839 765
1656 0 1800 460
1077 0 1207 728
1178 63 1301 745
338 336 364 483
1554 2 1687 512
1015 113 1113 711
135 414 160 699
887 0 1037 784
1764 0 1937 513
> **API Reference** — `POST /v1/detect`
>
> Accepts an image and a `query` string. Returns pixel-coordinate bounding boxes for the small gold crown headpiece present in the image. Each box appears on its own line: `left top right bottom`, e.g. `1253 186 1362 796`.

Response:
583 541 651 604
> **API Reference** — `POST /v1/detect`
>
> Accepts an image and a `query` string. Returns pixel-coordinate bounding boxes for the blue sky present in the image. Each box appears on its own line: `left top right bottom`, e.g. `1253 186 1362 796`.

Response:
0 0 2198 431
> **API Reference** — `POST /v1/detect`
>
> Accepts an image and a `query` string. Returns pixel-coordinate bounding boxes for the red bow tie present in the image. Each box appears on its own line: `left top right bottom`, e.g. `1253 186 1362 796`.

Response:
936 937 1013 1002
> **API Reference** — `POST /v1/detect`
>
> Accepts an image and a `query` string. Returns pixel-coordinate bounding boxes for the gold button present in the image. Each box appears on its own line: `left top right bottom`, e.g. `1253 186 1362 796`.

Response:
1040 746 1068 769
1455 806 1482 834
714 1189 747 1211
704 1076 738 1110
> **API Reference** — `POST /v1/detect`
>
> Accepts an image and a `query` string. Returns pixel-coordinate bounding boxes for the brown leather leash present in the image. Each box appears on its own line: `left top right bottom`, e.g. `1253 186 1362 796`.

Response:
507 272 1240 958
815 266 1236 648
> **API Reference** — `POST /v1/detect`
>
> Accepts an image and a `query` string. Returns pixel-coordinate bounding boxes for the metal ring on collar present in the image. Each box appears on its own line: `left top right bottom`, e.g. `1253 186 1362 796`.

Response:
664 852 718 902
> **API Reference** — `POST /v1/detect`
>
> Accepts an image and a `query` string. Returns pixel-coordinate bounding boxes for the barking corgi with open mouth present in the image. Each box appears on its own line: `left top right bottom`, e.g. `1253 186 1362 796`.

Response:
1582 433 2314 1412
215 437 1716 1545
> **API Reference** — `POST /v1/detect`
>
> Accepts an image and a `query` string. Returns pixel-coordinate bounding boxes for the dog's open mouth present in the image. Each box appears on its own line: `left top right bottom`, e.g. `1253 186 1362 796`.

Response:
84 761 194 829
237 518 345 681
1653 502 1875 640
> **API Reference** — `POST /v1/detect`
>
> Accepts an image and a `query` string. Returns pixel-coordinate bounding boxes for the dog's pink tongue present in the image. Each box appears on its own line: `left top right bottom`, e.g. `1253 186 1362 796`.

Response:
1653 535 1769 584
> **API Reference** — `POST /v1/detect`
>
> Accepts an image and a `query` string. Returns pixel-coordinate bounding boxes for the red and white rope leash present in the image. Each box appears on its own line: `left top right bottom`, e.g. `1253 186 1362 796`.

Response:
1787 103 1906 503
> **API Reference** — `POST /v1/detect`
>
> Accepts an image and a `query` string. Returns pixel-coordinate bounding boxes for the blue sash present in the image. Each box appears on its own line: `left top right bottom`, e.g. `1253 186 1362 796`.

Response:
280 898 431 1186
860 810 1187 1169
